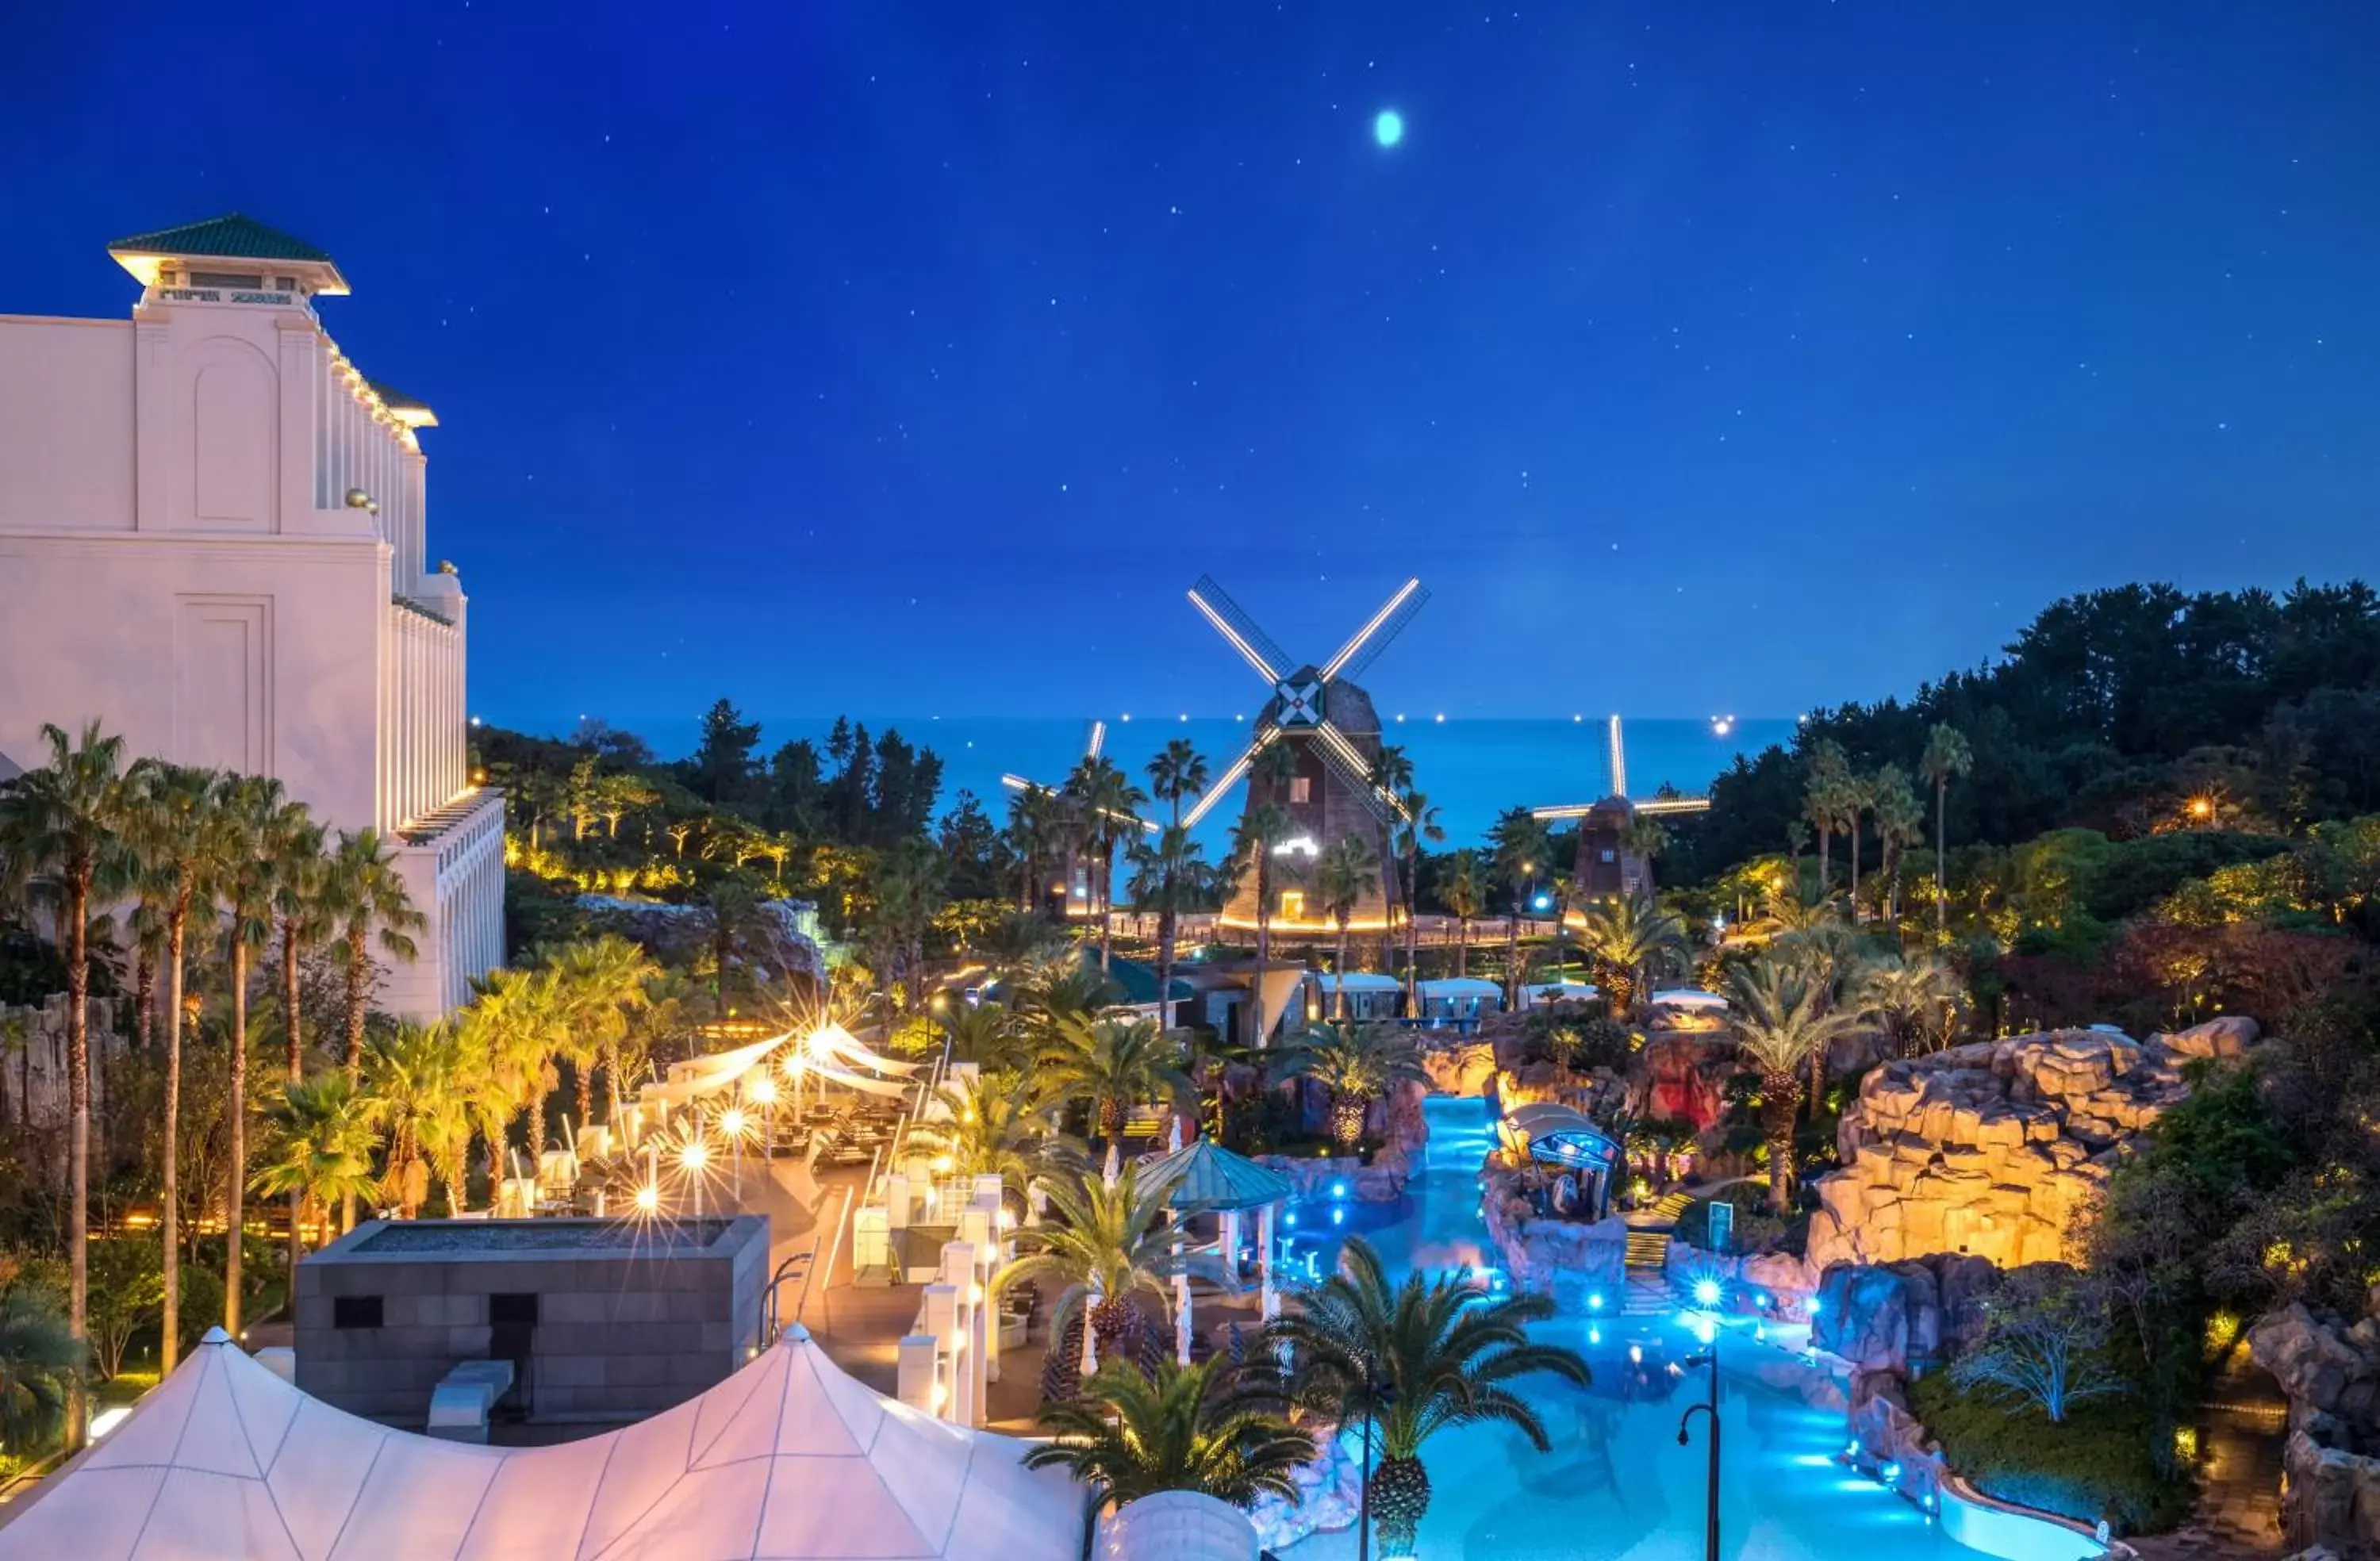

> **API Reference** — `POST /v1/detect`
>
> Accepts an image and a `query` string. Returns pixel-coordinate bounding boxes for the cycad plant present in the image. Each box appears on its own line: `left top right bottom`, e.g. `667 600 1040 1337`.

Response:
1288 1022 1423 1153
1258 1237 1590 1555
907 1068 1079 1201
1040 1015 1190 1182
1569 891 1688 1019
993 1166 1200 1379
1026 1356 1312 1540
0 1287 83 1454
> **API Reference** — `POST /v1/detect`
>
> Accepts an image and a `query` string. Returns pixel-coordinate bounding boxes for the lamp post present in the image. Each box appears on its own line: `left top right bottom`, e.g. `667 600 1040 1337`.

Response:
1676 1340 1721 1561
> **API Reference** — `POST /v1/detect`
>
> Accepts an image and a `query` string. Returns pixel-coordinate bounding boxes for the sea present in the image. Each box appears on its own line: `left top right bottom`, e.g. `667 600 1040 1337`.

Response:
504 714 1796 850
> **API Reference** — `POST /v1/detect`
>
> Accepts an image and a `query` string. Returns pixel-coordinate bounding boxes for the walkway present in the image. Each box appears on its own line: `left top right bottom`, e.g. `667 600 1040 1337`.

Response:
2131 1340 2286 1558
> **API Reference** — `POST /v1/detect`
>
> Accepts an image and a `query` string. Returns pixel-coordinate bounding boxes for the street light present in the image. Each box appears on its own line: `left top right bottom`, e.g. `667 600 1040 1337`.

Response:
1676 1342 1721 1561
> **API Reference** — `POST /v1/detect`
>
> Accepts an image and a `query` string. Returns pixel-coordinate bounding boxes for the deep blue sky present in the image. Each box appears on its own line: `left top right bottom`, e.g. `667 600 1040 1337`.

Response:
6 2 2378 731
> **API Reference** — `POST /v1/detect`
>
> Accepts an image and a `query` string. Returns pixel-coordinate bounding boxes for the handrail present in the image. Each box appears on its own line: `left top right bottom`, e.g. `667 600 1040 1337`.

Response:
798 1186 856 1326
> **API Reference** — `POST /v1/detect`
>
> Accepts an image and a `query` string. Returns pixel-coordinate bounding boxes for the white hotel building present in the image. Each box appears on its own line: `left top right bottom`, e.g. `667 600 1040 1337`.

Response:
0 215 503 1016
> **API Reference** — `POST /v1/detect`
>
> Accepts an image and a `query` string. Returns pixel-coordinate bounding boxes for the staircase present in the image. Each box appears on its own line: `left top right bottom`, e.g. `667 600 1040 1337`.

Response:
1616 1189 1695 1314
1623 1228 1672 1270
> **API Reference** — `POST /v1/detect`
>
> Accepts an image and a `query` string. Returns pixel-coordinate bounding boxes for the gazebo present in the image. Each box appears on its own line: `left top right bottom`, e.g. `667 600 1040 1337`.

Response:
1140 1138 1295 1353
1497 1102 1623 1220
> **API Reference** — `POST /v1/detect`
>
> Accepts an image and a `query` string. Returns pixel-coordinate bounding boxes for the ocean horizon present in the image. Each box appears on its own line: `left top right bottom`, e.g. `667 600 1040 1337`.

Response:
498 713 1796 849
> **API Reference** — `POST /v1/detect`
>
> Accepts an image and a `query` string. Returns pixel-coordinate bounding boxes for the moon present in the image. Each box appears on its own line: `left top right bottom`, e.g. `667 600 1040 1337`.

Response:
1373 109 1404 148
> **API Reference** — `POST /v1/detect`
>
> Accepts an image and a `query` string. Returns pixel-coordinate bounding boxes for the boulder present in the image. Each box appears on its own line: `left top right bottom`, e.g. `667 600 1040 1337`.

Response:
2253 1304 2380 1427
2158 1014 2263 1060
1811 1255 2006 1377
1421 1042 1496 1097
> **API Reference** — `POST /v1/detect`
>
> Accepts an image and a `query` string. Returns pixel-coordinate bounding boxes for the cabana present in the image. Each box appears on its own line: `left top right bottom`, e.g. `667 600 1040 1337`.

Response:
1415 976 1503 1027
1496 1102 1623 1221
1518 979 1598 1010
1305 971 1404 1023
0 1325 1080 1561
1141 1138 1296 1347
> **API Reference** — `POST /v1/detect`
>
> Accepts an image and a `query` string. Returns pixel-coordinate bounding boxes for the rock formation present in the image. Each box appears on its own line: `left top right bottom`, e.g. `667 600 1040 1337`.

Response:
1806 1018 2262 1272
2250 1302 2380 1555
1478 1164 1628 1309
1810 1254 2004 1376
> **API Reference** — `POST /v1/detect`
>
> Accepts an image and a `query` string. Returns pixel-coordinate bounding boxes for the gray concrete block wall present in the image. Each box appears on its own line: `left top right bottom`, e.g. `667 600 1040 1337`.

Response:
294 1216 768 1427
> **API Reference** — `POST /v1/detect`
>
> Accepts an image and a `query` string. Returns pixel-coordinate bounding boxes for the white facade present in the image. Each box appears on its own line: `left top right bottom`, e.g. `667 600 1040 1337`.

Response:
0 217 503 1016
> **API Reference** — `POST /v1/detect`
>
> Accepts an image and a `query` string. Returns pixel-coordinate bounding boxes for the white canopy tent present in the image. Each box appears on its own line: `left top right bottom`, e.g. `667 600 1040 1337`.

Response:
0 1325 1080 1561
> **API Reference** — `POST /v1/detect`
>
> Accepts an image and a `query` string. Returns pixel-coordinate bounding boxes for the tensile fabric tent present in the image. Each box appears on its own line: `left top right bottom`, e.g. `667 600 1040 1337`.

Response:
0 1324 1078 1561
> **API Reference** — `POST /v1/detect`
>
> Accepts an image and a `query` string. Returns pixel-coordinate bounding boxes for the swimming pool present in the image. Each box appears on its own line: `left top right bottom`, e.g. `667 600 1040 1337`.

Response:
1276 1097 2104 1561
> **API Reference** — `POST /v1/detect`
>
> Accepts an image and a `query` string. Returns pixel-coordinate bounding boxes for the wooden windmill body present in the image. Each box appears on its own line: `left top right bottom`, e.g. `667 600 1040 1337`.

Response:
1532 715 1712 907
1178 576 1429 936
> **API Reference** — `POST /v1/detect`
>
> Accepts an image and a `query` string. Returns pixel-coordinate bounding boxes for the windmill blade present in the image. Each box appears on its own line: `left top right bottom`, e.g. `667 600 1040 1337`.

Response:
1188 576 1295 685
1633 796 1713 817
1312 721 1410 823
1085 719 1107 761
1320 577 1429 684
1180 731 1269 830
1530 802 1601 822
1606 714 1626 798
999 773 1040 794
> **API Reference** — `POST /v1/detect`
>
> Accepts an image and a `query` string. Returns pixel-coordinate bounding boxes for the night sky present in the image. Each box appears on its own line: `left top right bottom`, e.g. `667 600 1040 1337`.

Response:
6 2 2378 734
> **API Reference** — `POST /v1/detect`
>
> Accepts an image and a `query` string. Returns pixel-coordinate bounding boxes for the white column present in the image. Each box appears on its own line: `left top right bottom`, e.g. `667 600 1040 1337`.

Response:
1260 1203 1279 1321
896 1333 938 1416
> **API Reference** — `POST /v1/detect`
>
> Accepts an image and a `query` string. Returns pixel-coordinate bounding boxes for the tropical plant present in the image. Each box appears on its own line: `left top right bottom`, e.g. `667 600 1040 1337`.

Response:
939 1000 1025 1072
360 1020 478 1217
1858 949 1967 1056
321 829 425 1085
0 1286 83 1453
1438 849 1487 978
1569 892 1688 1019
264 805 329 1276
1127 823 1210 1034
1946 1267 2127 1425
117 759 219 1372
1724 950 1874 1213
250 1073 380 1255
1025 1357 1313 1533
1040 1016 1191 1181
83 1238 165 1381
1065 756 1146 973
459 965 568 1163
1257 1237 1591 1555
1802 739 1852 899
906 1069 1078 1199
211 774 294 1338
1841 770 1873 919
1314 834 1377 1018
1230 791 1299 1049
0 720 132 1431
1488 808 1552 1011
1288 1022 1423 1151
1921 723 1975 936
1393 791 1445 1009
1869 765 1925 924
1004 783 1065 915
539 934 657 1131
993 1166 1197 1375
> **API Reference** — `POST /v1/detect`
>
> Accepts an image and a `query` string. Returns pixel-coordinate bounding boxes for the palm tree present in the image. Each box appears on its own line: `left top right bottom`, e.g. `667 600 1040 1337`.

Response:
1230 797 1298 1049
1127 823 1208 1034
1569 892 1687 1020
1439 850 1486 978
0 720 130 1440
700 870 766 1006
1026 1357 1311 1537
1004 783 1064 914
1724 950 1873 1213
1065 757 1146 973
360 1021 476 1217
861 840 946 1013
213 775 291 1334
1314 835 1376 1018
939 1000 1025 1072
993 1166 1196 1375
251 1073 379 1256
907 1069 1078 1199
1919 723 1974 937
1868 765 1925 926
1288 1022 1423 1152
264 806 329 1278
1040 1015 1191 1182
460 965 568 1164
320 830 425 1087
118 760 220 1372
539 934 656 1133
1392 791 1443 1011
1259 1236 1591 1555
1802 739 1850 901
1487 808 1551 1011
0 1287 83 1455
1857 949 1966 1056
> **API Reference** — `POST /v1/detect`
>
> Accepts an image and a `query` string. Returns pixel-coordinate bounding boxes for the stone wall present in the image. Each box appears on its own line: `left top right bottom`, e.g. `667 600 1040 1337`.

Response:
1480 1164 1628 1310
2249 1302 2380 1555
574 895 825 985
1806 1018 2263 1273
1810 1254 2003 1376
0 994 128 1149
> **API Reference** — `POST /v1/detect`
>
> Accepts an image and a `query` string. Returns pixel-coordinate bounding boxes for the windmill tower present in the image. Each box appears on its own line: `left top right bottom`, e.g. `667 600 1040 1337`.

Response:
1000 720 1155 918
1531 715 1711 903
1180 576 1429 934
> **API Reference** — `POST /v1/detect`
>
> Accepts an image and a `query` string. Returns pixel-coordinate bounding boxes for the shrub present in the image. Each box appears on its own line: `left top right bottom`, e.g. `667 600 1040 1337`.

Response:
1909 1371 2193 1535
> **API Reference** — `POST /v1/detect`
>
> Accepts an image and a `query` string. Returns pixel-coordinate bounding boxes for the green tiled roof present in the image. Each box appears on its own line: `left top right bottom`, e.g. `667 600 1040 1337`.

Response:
1140 1140 1292 1210
368 381 430 412
108 213 334 264
1094 953 1194 1007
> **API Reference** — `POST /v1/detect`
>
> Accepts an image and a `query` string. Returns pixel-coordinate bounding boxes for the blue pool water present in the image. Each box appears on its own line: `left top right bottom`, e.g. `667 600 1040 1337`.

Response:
1276 1097 2096 1561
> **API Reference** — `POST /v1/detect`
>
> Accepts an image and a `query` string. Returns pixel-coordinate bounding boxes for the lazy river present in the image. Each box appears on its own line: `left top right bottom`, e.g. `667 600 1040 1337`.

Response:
1277 1096 2105 1561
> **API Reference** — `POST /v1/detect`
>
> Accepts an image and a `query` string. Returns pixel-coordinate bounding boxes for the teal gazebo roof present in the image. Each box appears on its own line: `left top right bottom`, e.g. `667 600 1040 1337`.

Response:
1140 1138 1292 1211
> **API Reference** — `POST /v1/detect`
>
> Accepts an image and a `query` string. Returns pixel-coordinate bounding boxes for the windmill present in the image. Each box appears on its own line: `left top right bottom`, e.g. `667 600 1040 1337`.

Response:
1531 715 1711 902
1000 720 1156 917
1180 574 1429 931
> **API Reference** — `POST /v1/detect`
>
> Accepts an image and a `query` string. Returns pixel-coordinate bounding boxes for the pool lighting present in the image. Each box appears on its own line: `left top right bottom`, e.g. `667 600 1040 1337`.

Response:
1330 1207 1345 1226
1695 1317 1717 1345
1588 1326 1602 1345
1587 1291 1604 1312
1806 1295 1823 1317
1845 1439 1861 1459
1331 1181 1347 1199
1629 1344 1643 1365
1880 1461 1902 1486
1284 1211 1298 1228
1692 1276 1722 1308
